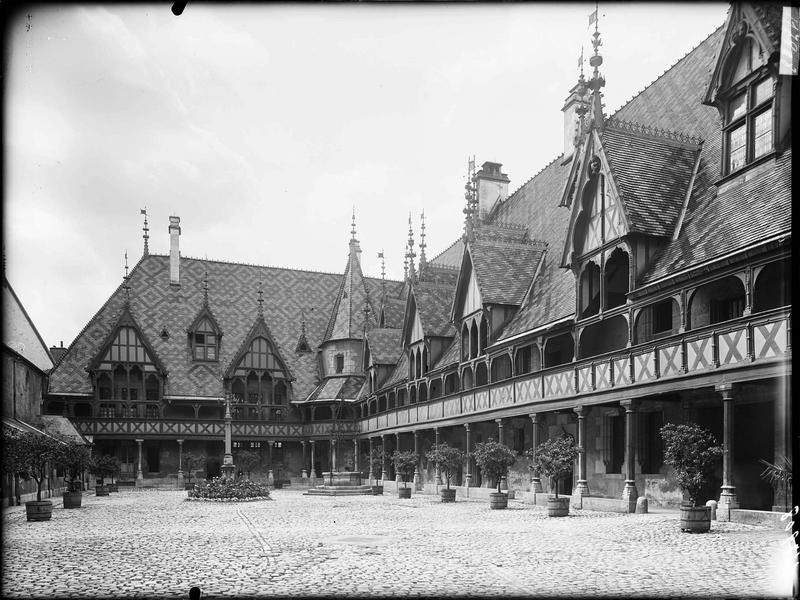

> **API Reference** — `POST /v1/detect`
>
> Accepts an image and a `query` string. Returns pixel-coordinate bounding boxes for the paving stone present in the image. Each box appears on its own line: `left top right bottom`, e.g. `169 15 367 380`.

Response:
2 489 794 598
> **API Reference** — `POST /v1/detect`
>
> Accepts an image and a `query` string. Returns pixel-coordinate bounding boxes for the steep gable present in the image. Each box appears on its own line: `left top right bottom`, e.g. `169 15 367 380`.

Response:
2 278 54 373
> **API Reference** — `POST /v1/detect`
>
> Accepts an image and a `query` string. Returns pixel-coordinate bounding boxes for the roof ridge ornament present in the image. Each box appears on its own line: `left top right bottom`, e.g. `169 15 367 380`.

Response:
122 250 131 305
605 117 704 146
141 208 149 256
419 210 427 276
463 156 478 240
406 212 416 282
257 279 264 317
588 1 606 130
202 270 209 305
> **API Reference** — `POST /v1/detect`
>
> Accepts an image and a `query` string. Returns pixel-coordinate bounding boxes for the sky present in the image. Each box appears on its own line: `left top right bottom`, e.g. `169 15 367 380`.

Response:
3 2 730 350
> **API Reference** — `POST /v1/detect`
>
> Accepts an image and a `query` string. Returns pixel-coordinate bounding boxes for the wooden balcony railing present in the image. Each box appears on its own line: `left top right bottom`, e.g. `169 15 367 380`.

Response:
358 309 790 434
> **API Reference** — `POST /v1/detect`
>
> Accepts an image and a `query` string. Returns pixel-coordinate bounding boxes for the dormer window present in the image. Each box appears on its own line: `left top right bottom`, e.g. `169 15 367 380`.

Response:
189 316 221 362
721 38 775 175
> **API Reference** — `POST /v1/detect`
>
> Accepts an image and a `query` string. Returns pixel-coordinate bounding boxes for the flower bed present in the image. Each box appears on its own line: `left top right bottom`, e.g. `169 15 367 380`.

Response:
186 477 271 502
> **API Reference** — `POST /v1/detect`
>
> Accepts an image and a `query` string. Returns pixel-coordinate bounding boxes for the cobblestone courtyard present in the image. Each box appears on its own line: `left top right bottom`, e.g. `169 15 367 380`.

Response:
2 488 795 599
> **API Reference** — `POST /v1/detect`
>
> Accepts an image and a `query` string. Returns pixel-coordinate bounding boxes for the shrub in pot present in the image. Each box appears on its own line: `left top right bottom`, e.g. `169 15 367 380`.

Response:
425 442 465 503
660 423 722 533
472 438 516 509
4 430 65 521
182 451 206 490
759 455 792 512
234 450 261 480
92 455 119 496
529 435 579 517
55 437 94 509
391 450 418 498
368 445 384 494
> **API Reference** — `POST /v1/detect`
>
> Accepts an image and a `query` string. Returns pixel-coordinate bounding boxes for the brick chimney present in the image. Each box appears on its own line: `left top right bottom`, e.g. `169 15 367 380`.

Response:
474 162 510 219
169 216 181 285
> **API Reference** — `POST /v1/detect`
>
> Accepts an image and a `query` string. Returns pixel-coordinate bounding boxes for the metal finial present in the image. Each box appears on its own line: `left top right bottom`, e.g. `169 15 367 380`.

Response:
351 207 357 241
141 208 149 256
406 212 416 280
123 250 131 303
419 211 427 270
203 270 209 303
257 280 264 316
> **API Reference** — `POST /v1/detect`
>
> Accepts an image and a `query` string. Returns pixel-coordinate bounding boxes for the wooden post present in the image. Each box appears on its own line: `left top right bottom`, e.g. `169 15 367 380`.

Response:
573 407 589 505
717 384 739 520
620 400 638 512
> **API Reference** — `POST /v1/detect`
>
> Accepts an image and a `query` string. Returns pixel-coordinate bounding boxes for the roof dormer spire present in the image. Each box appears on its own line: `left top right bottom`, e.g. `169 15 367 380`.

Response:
257 279 264 317
406 212 416 282
141 208 149 256
202 270 209 305
122 250 131 305
463 156 477 240
587 2 606 130
419 210 427 274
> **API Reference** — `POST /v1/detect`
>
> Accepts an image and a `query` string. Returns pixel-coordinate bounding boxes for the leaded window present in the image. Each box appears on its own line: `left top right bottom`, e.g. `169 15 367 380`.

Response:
191 317 219 361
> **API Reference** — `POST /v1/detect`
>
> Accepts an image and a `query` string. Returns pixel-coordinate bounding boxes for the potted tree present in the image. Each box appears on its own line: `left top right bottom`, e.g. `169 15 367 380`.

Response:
473 438 517 509
660 423 723 533
234 450 261 480
182 451 206 490
92 455 116 496
55 438 94 509
529 435 579 517
104 455 121 492
759 455 792 512
425 442 465 503
391 450 418 498
368 445 384 495
4 430 65 521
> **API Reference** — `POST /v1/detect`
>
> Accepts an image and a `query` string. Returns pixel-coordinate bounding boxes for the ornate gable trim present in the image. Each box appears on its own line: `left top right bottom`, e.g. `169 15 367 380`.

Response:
449 243 483 323
561 130 631 268
86 305 167 375
703 3 779 106
224 315 295 381
187 303 223 339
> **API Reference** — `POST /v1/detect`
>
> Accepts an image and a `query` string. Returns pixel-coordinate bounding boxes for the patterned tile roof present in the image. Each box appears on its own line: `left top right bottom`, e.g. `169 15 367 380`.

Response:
365 328 403 365
324 243 377 341
431 335 460 372
380 346 409 390
48 255 402 402
379 295 406 329
302 375 364 404
601 121 700 238
469 237 546 306
642 148 792 284
412 281 457 338
3 277 54 373
430 238 464 268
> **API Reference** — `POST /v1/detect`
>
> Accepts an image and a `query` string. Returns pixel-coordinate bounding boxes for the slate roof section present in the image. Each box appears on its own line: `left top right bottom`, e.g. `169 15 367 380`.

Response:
48 255 403 402
601 121 700 238
302 375 365 404
430 238 464 268
380 348 409 390
431 335 460 372
365 328 403 365
379 295 406 329
642 148 792 284
324 243 377 341
3 277 55 373
413 282 457 338
40 415 89 444
469 238 546 306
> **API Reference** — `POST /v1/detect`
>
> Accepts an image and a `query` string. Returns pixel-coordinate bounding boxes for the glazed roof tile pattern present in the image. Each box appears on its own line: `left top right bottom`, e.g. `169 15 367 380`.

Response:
600 123 700 238
430 238 464 268
324 245 377 342
431 335 460 372
48 255 402 401
302 375 364 404
492 157 575 341
381 347 409 390
642 148 792 284
469 238 546 306
379 295 407 329
365 328 403 365
413 282 457 338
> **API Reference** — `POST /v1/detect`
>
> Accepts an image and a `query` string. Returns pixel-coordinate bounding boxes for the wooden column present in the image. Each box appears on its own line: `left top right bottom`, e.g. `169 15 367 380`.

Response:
620 400 638 512
413 431 420 490
309 440 316 480
434 427 442 485
496 419 508 490
135 439 144 483
395 433 402 484
529 413 543 493
573 407 589 503
464 423 472 494
717 384 739 520
368 437 375 484
176 439 185 486
380 435 387 481
301 441 308 478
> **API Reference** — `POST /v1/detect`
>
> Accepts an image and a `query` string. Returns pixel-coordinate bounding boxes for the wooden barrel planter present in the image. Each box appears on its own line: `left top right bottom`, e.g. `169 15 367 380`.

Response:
440 488 456 503
371 485 383 495
62 491 82 509
680 505 711 533
26 500 53 521
95 485 109 497
546 497 570 517
398 487 412 499
489 492 508 510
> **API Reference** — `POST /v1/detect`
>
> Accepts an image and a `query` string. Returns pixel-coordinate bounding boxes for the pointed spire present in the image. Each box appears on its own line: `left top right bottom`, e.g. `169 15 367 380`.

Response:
378 250 386 296
202 270 209 305
463 156 478 240
351 207 357 242
122 250 131 305
257 279 264 317
405 212 416 282
418 210 427 277
587 1 605 130
141 208 149 256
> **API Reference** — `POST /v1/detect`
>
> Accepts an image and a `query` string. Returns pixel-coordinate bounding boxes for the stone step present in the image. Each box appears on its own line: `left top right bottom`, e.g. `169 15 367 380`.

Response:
311 485 372 492
304 488 374 496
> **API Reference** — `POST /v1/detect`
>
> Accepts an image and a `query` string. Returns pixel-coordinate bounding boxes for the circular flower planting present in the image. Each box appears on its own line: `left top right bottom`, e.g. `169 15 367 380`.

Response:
186 476 272 502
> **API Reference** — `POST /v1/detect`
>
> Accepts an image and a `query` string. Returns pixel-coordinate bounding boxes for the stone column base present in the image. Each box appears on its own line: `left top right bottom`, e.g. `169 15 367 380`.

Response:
301 469 308 479
530 479 544 494
622 481 639 513
177 472 185 487
571 481 589 509
500 476 508 491
717 488 739 522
